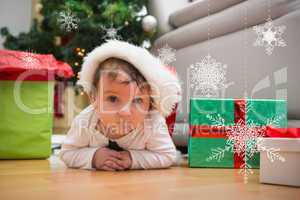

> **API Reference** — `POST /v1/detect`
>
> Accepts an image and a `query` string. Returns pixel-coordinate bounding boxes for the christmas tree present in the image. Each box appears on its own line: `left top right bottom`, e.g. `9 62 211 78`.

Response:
0 0 155 83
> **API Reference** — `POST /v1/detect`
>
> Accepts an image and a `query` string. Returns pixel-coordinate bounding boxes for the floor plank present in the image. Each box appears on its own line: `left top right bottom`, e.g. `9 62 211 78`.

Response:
0 155 299 200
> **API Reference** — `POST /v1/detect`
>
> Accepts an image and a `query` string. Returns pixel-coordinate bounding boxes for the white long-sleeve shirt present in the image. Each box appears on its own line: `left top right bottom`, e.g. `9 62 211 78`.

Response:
59 105 177 170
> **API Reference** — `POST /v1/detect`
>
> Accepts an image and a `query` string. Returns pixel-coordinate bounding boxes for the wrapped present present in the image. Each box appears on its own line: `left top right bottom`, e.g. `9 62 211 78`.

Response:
188 98 287 168
259 127 300 187
0 49 73 159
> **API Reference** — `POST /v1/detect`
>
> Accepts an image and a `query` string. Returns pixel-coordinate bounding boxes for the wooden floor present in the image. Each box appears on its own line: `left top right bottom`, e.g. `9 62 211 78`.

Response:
0 155 299 200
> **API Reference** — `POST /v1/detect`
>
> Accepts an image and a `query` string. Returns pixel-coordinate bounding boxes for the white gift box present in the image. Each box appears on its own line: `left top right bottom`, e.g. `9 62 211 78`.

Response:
258 137 300 187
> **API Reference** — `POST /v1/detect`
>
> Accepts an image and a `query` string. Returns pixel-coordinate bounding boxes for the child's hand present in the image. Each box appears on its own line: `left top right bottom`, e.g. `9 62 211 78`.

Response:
102 150 132 171
92 147 125 171
118 151 132 169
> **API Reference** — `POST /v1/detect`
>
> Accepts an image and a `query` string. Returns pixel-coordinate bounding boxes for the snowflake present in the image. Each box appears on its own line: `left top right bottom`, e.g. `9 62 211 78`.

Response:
253 17 286 55
57 10 79 32
205 102 285 183
157 44 176 65
189 54 227 97
101 24 123 40
21 50 40 69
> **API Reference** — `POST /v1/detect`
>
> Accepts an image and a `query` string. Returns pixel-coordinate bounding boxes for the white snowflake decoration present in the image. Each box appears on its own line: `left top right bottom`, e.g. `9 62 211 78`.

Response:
253 17 286 55
21 50 40 69
189 54 227 97
57 10 79 32
157 44 176 65
101 24 123 40
205 102 285 183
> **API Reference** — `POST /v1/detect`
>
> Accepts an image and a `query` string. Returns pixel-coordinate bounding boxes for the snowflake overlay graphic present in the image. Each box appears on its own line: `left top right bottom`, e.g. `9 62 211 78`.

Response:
101 24 123 40
205 102 286 183
157 44 176 65
21 50 40 69
253 17 286 55
189 54 227 97
57 10 79 32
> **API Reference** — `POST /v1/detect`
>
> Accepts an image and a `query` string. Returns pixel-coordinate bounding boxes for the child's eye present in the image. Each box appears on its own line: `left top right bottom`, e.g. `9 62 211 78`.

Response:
132 97 143 104
106 95 119 103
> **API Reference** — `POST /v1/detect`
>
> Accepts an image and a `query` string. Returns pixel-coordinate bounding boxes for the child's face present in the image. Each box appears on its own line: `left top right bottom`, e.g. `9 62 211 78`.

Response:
93 71 151 138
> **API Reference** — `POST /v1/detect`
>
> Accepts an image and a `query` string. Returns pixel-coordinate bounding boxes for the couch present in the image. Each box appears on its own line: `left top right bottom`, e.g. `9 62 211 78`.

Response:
148 0 300 147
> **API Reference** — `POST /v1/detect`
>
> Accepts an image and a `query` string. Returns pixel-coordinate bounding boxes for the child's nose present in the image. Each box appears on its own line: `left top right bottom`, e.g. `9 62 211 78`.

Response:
118 103 131 116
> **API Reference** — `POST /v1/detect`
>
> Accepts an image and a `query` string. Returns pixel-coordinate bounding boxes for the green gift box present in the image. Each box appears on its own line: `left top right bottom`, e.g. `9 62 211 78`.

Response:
188 98 287 168
0 50 73 159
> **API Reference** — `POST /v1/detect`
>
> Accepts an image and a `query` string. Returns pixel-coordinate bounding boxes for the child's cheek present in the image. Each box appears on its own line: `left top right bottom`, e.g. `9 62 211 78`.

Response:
99 113 118 125
131 111 148 127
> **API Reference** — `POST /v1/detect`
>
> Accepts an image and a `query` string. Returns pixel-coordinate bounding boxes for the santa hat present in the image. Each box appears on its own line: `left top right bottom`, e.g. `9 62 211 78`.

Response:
77 40 182 117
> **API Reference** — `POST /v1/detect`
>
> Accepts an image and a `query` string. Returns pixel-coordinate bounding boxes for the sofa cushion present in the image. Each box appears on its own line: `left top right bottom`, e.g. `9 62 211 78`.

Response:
147 0 189 36
156 10 300 122
288 120 300 127
169 0 245 28
154 0 296 50
172 122 189 146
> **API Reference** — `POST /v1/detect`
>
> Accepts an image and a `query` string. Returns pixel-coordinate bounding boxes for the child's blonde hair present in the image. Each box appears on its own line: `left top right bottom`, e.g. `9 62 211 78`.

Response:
91 57 155 110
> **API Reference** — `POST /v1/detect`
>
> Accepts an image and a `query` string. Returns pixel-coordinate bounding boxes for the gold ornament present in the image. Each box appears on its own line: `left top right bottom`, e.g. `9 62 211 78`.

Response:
54 36 62 46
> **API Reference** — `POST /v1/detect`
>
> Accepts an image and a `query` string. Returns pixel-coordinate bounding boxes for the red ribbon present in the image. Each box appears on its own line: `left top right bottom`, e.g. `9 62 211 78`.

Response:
265 126 300 138
0 70 56 81
233 99 246 168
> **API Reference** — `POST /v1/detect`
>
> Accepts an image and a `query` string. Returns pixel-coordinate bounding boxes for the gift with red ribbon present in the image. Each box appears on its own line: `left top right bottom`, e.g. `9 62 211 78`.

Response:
188 98 287 168
0 49 73 159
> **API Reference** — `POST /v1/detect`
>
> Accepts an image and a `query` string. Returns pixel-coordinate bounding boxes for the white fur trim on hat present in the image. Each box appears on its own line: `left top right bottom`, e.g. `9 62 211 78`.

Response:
77 40 182 117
